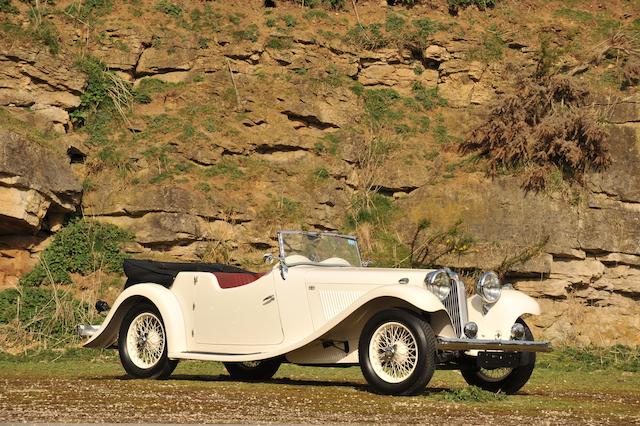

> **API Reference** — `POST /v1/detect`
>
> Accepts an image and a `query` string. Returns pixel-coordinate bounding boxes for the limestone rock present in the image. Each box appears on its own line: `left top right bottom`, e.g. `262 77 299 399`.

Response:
423 45 451 63
0 44 86 130
136 41 196 75
0 130 81 233
589 124 640 203
91 23 152 72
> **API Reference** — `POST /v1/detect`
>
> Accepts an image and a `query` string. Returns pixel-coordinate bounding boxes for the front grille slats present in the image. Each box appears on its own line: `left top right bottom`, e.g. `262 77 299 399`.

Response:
443 279 464 338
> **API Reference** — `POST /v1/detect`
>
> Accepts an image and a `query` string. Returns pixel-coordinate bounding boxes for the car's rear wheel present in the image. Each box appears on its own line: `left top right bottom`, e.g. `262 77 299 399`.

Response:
359 309 436 395
460 318 536 394
118 303 178 379
223 359 281 381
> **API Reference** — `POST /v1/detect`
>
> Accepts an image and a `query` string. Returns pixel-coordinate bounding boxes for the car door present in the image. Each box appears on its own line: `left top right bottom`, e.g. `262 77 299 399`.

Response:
193 273 284 346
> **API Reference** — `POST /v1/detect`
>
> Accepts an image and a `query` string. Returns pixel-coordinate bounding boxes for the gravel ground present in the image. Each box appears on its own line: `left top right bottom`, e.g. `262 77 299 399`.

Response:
1 360 639 424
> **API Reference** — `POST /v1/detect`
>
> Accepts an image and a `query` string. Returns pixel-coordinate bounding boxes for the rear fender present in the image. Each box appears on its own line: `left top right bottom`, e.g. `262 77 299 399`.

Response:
83 283 186 354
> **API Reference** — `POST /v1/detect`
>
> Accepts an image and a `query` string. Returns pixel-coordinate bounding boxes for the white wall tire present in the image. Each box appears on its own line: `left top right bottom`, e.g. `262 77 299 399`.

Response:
359 309 436 395
118 303 178 379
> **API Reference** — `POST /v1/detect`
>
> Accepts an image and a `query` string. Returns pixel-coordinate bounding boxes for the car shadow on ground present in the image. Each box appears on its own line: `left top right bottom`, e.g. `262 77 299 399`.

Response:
94 374 473 395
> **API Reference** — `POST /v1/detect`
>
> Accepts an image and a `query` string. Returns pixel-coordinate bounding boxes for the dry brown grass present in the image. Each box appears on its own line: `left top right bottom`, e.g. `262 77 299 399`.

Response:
460 75 611 191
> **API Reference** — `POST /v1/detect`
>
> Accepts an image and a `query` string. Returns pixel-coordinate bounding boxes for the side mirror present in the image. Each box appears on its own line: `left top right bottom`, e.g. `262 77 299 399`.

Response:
362 259 373 267
263 253 274 265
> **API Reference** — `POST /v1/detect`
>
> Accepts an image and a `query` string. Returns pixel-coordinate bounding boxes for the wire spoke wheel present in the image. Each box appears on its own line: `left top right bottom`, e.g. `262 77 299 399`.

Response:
126 312 166 370
369 321 419 384
478 367 514 382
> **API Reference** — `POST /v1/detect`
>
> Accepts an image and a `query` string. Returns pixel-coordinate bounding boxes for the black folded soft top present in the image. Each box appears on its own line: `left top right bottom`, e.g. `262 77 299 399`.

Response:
123 258 254 288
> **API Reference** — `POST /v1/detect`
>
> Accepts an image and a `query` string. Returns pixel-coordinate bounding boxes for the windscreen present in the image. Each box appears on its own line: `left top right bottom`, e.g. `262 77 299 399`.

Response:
279 232 362 267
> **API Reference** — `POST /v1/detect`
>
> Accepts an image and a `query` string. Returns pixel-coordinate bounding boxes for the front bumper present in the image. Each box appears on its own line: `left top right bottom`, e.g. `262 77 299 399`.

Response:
436 337 551 352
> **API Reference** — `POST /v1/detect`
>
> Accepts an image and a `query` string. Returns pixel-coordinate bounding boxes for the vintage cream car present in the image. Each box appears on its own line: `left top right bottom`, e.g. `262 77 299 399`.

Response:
80 230 550 395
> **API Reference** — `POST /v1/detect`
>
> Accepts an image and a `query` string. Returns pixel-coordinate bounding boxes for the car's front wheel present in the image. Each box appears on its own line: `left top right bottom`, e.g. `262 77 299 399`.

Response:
223 359 281 381
359 309 437 395
460 318 536 394
118 303 178 379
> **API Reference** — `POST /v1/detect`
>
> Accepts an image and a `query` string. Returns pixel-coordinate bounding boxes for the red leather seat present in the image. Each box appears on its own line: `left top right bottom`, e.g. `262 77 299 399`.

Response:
213 272 266 289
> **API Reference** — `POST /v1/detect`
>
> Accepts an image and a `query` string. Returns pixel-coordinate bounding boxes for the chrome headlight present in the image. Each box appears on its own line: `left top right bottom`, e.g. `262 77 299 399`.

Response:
425 269 451 301
476 271 502 304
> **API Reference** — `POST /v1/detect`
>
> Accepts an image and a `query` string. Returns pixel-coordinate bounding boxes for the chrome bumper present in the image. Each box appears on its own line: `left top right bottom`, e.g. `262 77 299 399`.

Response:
77 324 101 337
437 337 551 352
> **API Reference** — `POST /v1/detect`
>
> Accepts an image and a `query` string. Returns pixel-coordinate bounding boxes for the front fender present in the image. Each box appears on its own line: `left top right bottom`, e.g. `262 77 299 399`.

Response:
83 283 186 354
364 284 447 313
467 289 541 340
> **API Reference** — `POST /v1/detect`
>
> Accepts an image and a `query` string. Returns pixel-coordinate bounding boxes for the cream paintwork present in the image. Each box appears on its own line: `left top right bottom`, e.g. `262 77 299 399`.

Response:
83 283 187 353
467 289 541 340
84 263 543 364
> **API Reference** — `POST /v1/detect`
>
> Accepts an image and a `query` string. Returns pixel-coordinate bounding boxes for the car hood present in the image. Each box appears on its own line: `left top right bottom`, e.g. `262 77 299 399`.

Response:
285 265 436 288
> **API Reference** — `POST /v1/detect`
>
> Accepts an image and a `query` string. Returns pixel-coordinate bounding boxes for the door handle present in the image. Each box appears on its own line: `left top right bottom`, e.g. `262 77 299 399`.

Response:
262 295 275 305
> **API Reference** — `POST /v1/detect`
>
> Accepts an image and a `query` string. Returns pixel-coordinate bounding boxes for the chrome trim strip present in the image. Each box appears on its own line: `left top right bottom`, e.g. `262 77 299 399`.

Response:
436 337 552 352
77 324 101 337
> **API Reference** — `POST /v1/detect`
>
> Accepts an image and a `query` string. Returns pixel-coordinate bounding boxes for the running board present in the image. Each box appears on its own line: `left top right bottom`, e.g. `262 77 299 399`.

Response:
437 337 551 352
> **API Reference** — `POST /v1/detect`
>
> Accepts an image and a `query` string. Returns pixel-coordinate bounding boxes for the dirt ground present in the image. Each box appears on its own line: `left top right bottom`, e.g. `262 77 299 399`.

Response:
0 352 639 425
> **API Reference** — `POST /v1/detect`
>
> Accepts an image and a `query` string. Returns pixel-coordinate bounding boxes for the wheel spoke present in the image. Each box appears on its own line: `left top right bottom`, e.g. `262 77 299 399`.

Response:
368 321 420 384
126 312 166 370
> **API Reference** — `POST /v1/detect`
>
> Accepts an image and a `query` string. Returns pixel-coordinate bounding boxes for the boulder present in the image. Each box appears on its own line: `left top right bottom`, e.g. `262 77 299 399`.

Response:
0 130 81 233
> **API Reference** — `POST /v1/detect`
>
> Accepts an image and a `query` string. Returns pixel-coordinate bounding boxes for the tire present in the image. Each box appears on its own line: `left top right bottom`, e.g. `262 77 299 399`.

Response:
460 318 536 394
118 303 178 379
223 359 281 381
359 309 437 396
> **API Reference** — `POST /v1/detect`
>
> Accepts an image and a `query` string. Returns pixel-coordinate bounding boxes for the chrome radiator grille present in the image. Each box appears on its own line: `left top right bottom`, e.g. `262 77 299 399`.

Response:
443 279 466 338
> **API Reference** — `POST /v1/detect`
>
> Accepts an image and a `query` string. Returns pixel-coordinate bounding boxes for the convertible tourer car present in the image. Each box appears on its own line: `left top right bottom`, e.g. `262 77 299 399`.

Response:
79 230 550 395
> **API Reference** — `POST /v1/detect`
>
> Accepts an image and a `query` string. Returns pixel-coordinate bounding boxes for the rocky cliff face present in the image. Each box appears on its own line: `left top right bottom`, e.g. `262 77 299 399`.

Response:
0 0 638 345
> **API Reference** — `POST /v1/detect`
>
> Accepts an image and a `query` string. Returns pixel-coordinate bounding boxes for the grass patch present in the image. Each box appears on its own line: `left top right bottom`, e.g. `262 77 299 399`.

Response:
65 0 113 22
204 159 246 179
440 385 506 402
265 35 293 49
232 23 259 42
541 345 640 372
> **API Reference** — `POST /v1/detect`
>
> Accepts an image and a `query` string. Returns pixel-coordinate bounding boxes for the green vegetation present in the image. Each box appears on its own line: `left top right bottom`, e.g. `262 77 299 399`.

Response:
448 0 497 13
70 56 131 127
439 385 506 402
232 23 259 42
203 158 246 180
134 78 181 103
313 167 330 179
65 0 113 22
432 114 455 145
554 7 620 38
347 16 443 51
362 88 403 125
20 219 131 287
258 195 302 226
412 82 447 110
0 0 18 13
265 35 293 49
347 193 396 228
314 133 341 155
154 0 182 18
0 287 89 342
407 219 473 267
542 345 640 372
